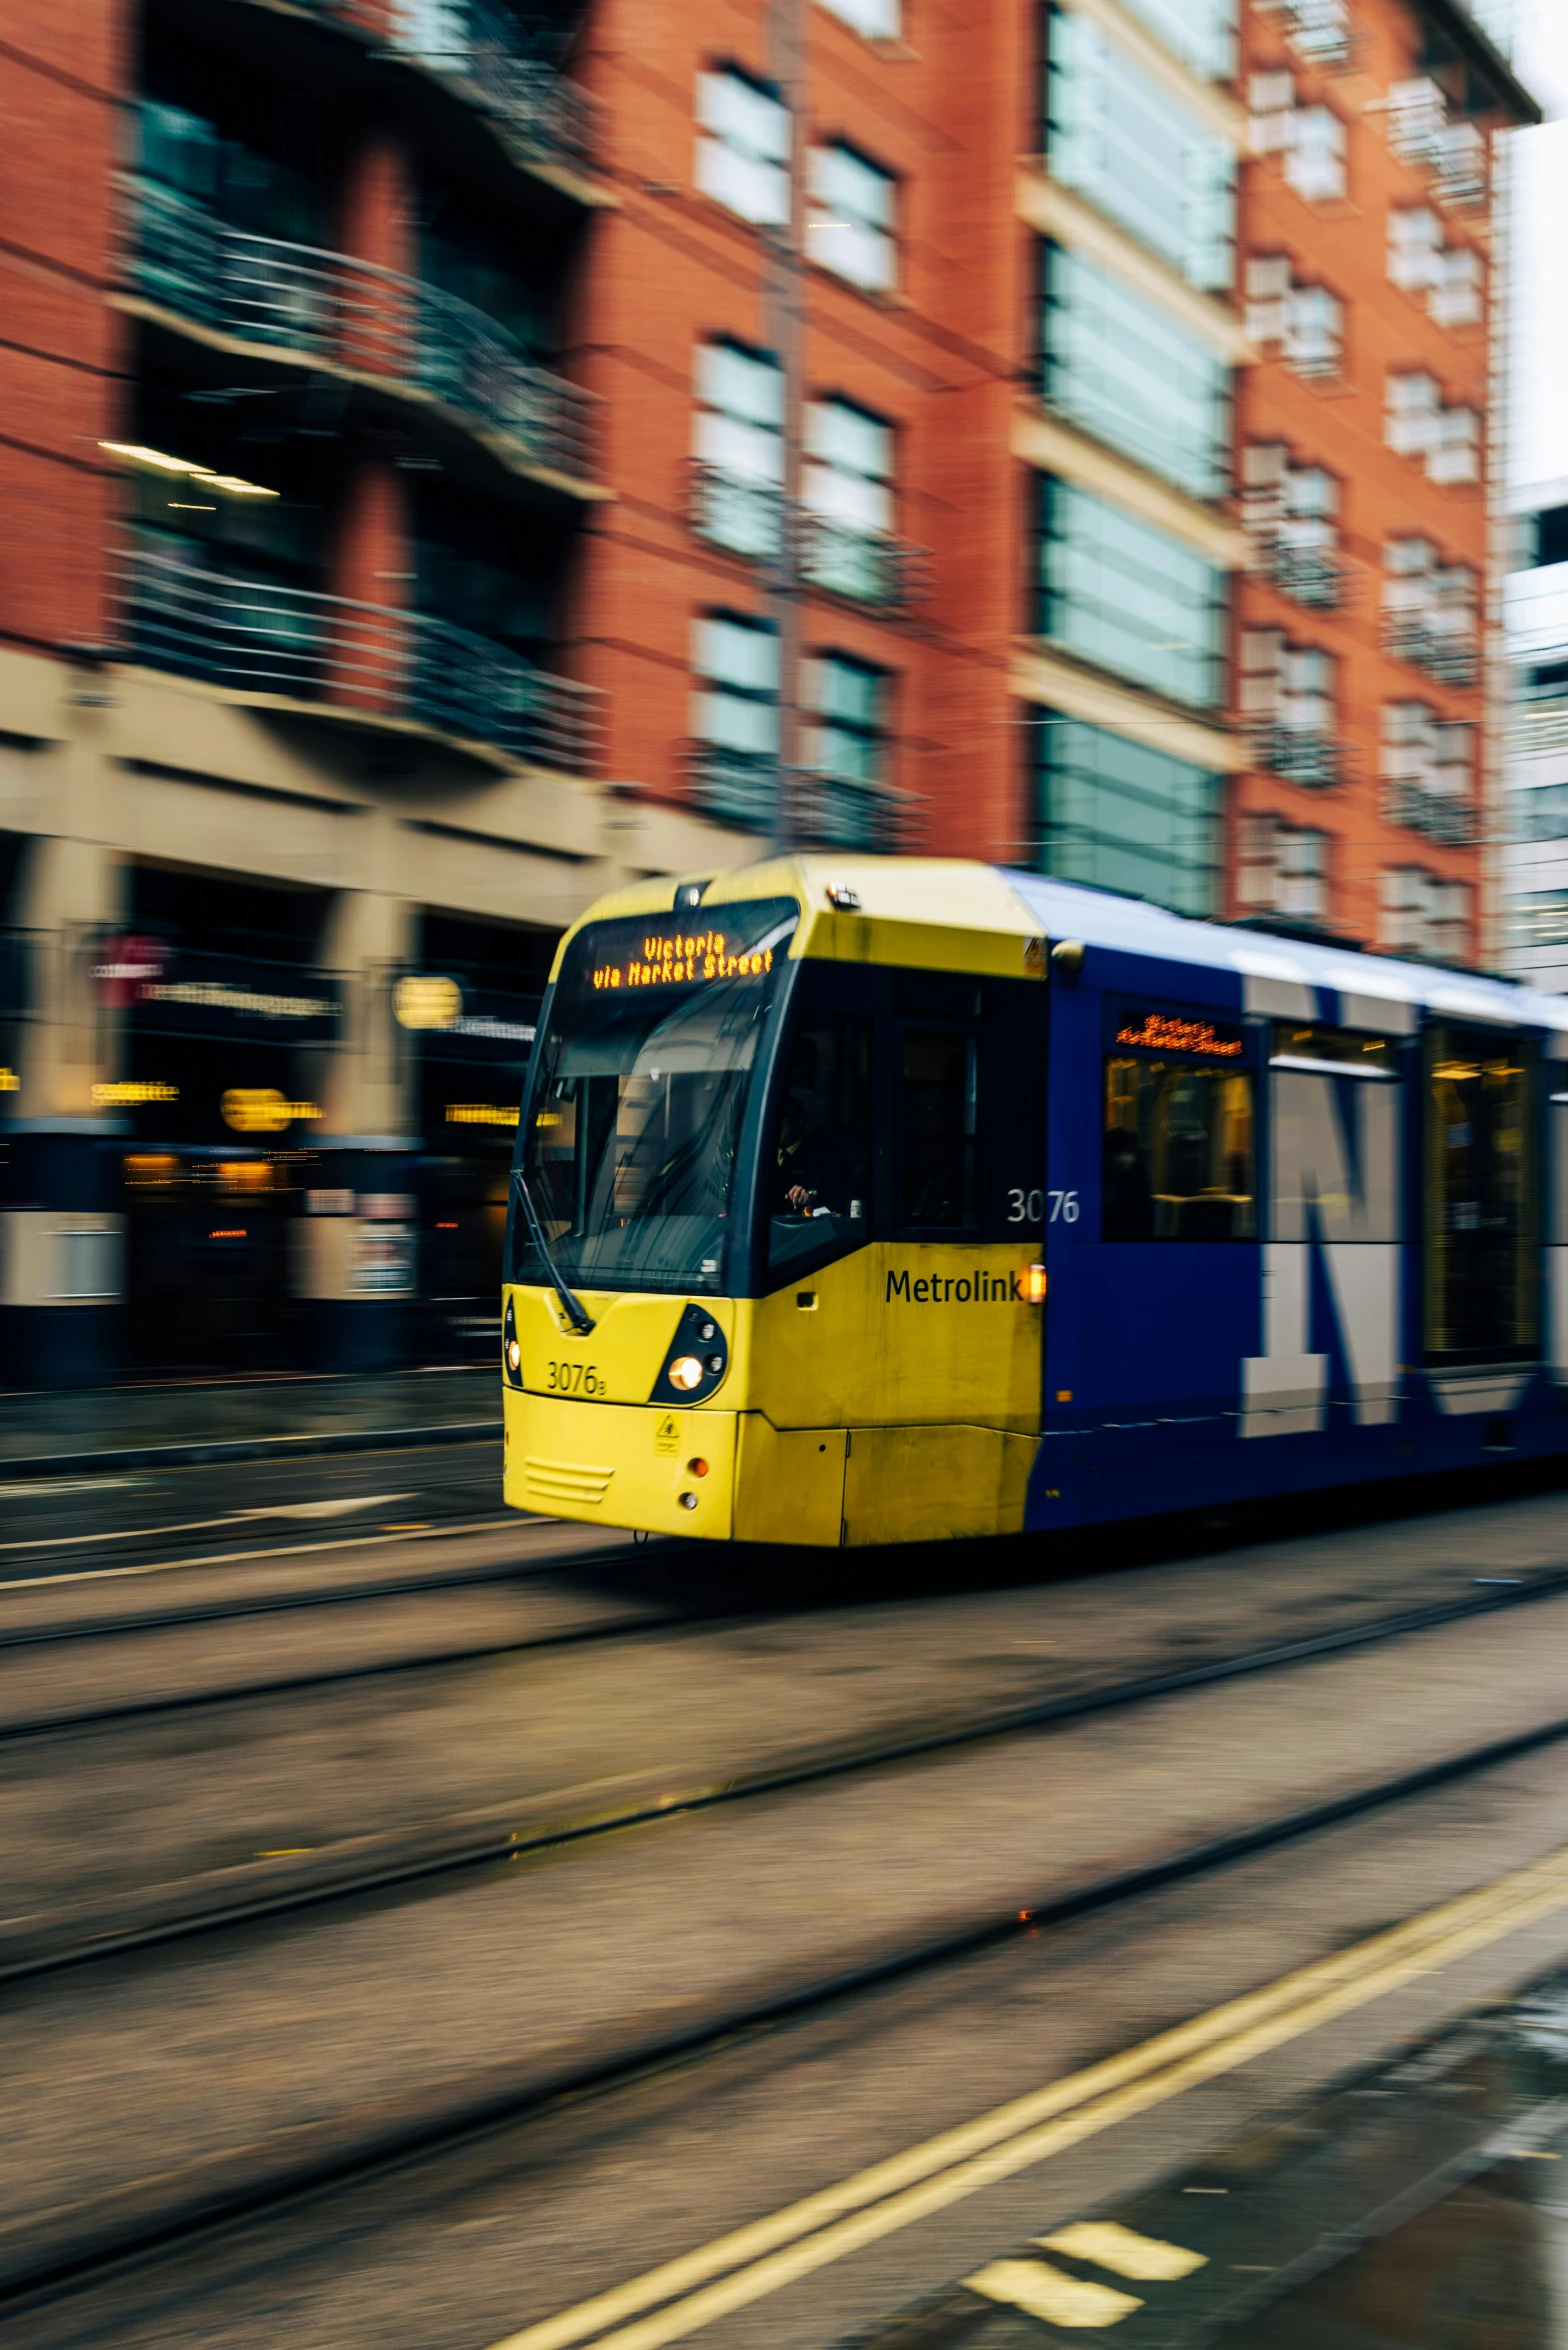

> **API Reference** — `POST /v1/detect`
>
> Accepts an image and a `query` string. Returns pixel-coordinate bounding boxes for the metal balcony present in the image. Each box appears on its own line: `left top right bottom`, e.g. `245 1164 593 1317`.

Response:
127 180 596 484
285 0 596 176
689 466 786 563
688 746 909 847
1383 616 1480 688
1381 781 1478 845
119 545 598 773
1256 727 1346 789
798 513 930 610
1271 542 1350 612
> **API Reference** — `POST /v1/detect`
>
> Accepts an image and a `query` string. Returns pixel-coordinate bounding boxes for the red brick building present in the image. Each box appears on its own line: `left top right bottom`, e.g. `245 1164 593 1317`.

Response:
0 0 1537 1384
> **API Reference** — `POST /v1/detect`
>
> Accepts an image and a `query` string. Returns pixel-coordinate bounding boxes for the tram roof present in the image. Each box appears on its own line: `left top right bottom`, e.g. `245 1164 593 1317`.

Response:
1002 868 1568 1038
559 856 1568 1037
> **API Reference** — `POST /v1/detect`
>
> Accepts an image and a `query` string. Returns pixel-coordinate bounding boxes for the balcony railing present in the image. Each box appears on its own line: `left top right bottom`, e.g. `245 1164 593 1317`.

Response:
1270 543 1350 612
128 180 596 483
798 513 930 610
1255 727 1346 790
288 0 596 176
688 746 908 848
688 468 928 611
1383 616 1480 688
119 546 598 772
1381 781 1478 845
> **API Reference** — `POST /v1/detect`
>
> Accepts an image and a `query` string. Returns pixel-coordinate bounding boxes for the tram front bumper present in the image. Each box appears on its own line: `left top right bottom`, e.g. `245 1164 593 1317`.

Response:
503 1389 737 1539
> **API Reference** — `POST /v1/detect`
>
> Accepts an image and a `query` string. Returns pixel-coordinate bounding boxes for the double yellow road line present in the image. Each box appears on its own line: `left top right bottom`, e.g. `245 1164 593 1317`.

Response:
490 1842 1568 2350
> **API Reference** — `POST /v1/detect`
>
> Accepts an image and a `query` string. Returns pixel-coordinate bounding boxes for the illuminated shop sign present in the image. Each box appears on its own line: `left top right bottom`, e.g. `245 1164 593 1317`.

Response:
1115 1009 1245 1060
92 1080 178 1105
446 1103 520 1127
123 948 340 1042
221 1089 322 1134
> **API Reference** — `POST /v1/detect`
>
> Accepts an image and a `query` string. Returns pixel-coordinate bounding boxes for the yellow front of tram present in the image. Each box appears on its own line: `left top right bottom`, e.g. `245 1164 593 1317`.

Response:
501 857 1050 1547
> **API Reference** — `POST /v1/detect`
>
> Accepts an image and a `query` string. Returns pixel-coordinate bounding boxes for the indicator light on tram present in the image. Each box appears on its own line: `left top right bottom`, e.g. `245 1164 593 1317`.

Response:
1025 1264 1048 1306
688 1458 710 1478
667 1355 705 1392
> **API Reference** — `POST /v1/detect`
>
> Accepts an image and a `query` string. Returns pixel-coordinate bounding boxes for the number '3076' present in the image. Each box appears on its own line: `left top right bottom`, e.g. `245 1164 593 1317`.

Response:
546 1361 604 1396
1006 1188 1078 1224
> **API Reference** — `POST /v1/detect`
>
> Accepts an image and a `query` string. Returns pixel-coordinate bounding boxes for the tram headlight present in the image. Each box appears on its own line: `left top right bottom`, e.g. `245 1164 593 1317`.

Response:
651 1304 730 1404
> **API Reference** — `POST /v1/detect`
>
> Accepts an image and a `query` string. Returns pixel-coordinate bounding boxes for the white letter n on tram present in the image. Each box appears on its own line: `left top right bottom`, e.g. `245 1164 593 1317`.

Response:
1241 1057 1401 1438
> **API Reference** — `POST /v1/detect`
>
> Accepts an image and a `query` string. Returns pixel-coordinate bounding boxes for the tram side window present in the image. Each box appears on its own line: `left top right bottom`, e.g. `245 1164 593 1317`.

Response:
766 1012 874 1272
899 1027 977 1229
1104 1056 1255 1240
1425 1027 1538 1361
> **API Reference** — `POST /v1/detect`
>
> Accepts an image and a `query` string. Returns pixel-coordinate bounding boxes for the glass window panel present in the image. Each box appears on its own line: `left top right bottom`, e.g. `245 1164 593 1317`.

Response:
698 342 784 428
1425 1027 1538 1360
697 70 789 162
815 142 894 227
807 400 891 477
900 1029 977 1229
1116 0 1236 79
697 687 778 756
695 615 779 693
814 655 882 726
1046 10 1236 292
1104 1058 1255 1239
816 0 900 34
1041 243 1231 501
766 1010 875 1272
1039 477 1227 708
1035 714 1220 918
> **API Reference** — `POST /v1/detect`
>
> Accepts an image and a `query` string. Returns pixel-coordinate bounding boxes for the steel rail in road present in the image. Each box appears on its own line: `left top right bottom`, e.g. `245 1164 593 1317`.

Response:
12 1557 1568 1990
12 1668 1568 2314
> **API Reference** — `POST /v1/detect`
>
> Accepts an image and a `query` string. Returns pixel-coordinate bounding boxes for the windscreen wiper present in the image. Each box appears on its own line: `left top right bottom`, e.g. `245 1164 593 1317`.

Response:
512 1168 596 1336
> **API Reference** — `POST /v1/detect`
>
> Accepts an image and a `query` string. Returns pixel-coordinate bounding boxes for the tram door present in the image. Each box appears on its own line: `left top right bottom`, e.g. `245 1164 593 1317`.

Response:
837 968 1049 1545
1424 1026 1539 1364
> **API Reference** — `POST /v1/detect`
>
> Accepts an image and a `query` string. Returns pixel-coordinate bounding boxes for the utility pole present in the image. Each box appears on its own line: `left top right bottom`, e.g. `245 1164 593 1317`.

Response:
764 0 808 854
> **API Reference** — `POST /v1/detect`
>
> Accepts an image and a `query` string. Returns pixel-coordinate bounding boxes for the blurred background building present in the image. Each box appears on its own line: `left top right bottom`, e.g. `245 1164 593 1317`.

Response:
0 0 1538 1385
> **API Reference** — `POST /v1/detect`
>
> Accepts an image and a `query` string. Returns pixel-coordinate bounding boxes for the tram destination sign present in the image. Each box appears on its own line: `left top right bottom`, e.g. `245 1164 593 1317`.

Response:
1115 1008 1244 1059
564 898 799 1002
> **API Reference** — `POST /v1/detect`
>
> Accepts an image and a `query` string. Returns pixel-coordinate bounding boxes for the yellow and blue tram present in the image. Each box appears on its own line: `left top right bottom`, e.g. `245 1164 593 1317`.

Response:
501 856 1568 1546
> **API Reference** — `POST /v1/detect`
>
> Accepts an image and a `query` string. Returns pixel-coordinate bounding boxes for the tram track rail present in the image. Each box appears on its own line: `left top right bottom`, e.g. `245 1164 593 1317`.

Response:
12 1644 1568 2315
12 1555 1568 1987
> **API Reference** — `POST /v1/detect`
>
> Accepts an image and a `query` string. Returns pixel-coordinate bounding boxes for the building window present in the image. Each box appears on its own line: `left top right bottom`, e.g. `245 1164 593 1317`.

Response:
1115 0 1237 80
1241 444 1343 607
1383 539 1478 684
816 0 900 36
1248 74 1347 202
695 68 790 227
1245 257 1344 378
807 144 895 291
1388 208 1484 327
692 340 784 560
1235 814 1330 921
807 652 887 788
1240 632 1341 788
1381 703 1476 843
1041 243 1231 502
1045 9 1236 294
1385 373 1480 485
691 612 779 829
801 398 896 602
1509 890 1568 953
1380 868 1471 963
1038 478 1227 710
1034 713 1221 918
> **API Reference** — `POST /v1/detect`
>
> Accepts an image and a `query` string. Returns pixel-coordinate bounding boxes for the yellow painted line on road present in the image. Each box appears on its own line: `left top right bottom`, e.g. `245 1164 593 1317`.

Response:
487 1842 1568 2350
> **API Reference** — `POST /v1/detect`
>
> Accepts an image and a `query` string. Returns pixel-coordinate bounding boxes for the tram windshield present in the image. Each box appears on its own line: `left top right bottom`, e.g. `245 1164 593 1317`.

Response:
510 900 798 1293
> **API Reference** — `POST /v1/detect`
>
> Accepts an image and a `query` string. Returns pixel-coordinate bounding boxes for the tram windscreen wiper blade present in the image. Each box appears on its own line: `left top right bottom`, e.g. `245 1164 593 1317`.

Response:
511 1169 596 1336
